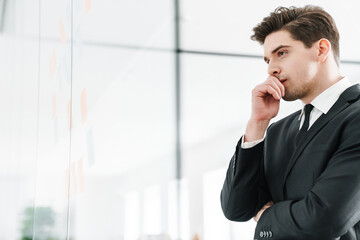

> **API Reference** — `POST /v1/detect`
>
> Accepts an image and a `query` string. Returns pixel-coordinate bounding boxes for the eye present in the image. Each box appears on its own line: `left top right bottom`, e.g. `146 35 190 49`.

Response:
278 51 287 57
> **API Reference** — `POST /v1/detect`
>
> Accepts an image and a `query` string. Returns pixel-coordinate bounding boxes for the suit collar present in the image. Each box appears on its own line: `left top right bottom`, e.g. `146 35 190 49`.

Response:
309 77 352 114
282 84 360 191
339 83 360 102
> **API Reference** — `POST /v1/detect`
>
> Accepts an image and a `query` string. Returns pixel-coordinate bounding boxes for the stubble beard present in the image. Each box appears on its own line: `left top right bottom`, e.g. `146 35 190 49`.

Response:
282 80 317 102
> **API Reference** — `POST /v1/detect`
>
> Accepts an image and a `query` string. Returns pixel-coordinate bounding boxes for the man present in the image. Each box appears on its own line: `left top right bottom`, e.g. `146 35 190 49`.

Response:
220 5 360 240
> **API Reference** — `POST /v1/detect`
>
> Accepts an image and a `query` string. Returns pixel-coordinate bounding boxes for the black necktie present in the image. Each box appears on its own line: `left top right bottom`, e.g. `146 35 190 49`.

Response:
295 104 314 146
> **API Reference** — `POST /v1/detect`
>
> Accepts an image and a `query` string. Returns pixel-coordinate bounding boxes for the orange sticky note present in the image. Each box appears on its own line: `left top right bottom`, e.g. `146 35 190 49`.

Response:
81 88 87 124
49 49 57 80
59 17 67 44
77 158 85 193
52 93 56 118
85 0 92 14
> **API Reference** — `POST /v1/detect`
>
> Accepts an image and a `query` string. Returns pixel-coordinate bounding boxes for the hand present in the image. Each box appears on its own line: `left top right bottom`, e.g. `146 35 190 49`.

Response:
253 201 274 222
250 75 285 122
244 76 285 142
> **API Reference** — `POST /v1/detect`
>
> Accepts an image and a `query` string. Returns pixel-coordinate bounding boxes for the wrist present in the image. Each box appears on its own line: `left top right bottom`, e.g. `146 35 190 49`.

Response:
244 119 270 142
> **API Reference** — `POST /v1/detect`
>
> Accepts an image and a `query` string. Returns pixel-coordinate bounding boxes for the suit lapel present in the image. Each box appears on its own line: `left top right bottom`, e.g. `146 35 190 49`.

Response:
282 84 360 190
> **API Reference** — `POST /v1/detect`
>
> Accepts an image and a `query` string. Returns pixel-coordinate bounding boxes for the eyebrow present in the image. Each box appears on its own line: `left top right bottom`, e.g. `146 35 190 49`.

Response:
264 45 291 63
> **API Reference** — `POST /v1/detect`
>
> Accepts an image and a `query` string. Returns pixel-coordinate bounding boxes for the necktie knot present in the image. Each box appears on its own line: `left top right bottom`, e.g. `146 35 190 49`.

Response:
303 104 314 118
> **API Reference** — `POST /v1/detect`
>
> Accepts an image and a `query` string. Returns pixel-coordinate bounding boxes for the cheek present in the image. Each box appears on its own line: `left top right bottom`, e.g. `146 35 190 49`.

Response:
292 62 317 81
304 62 318 79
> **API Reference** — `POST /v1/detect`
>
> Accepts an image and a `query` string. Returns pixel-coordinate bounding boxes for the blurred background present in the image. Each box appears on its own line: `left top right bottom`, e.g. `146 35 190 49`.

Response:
0 0 360 239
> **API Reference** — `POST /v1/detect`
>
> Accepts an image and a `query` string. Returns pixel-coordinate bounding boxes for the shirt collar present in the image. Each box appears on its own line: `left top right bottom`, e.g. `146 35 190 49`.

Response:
304 76 352 114
298 77 352 119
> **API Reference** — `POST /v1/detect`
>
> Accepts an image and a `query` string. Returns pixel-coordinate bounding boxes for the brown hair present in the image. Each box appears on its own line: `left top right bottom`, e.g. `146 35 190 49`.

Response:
251 5 340 64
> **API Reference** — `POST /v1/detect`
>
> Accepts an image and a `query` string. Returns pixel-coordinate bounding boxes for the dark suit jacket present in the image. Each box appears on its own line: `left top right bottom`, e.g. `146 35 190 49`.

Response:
221 84 360 240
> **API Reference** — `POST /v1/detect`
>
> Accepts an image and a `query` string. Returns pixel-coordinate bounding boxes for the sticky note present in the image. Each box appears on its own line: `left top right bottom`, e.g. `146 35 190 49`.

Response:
85 0 92 15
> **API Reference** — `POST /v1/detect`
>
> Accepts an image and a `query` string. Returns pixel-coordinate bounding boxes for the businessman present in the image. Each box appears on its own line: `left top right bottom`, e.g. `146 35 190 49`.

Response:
220 5 360 240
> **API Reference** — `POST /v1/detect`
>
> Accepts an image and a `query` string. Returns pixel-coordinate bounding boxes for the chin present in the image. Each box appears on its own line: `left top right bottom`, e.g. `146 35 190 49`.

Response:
283 94 300 102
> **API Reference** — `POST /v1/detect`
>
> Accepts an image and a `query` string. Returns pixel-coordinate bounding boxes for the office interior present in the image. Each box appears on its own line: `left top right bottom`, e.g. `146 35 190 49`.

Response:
1 0 360 239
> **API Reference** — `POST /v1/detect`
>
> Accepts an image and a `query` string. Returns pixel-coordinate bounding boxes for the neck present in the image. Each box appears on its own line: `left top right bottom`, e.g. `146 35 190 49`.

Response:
301 60 343 104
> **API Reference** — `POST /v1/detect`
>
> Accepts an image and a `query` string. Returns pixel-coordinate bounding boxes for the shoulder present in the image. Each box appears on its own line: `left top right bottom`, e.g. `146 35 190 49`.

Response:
339 99 360 127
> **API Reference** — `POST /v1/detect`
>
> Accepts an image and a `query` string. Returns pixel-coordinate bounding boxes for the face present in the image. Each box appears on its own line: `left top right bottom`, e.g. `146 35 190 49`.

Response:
263 30 319 101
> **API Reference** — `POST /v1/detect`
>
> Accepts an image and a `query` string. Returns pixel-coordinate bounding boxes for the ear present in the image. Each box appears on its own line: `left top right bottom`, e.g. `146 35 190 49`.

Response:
317 38 331 63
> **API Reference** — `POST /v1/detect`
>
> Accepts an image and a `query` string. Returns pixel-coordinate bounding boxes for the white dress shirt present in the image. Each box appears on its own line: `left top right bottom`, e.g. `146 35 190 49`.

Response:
242 77 352 149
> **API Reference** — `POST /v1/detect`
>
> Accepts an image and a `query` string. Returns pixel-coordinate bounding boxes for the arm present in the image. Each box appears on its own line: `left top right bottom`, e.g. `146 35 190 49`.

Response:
220 137 271 221
255 115 360 239
220 76 285 221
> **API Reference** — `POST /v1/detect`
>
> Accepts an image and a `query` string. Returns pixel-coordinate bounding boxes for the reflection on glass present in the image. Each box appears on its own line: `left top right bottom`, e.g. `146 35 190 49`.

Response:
21 206 59 240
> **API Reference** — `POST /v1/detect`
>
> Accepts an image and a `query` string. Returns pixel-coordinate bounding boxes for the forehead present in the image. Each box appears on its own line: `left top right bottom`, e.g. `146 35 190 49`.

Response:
263 30 299 56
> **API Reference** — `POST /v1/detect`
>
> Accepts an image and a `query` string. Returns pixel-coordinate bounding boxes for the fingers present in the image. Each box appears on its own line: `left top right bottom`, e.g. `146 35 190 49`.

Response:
254 76 285 101
250 76 284 122
262 201 274 210
272 76 285 97
253 208 265 222
269 85 282 100
253 82 279 100
253 210 261 222
264 201 274 207
253 201 274 222
265 76 285 99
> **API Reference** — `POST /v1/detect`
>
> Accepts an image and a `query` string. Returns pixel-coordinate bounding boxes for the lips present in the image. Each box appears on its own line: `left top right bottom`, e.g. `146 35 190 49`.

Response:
280 79 287 83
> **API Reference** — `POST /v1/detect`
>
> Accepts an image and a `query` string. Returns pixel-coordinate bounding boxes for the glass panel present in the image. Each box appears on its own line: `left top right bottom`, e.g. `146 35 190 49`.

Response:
32 1 72 239
180 0 360 61
69 26 176 239
77 0 174 49
341 63 360 84
0 0 39 239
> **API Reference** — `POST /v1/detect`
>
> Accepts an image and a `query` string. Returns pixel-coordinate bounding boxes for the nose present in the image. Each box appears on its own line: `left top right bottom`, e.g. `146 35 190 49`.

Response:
267 62 281 76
